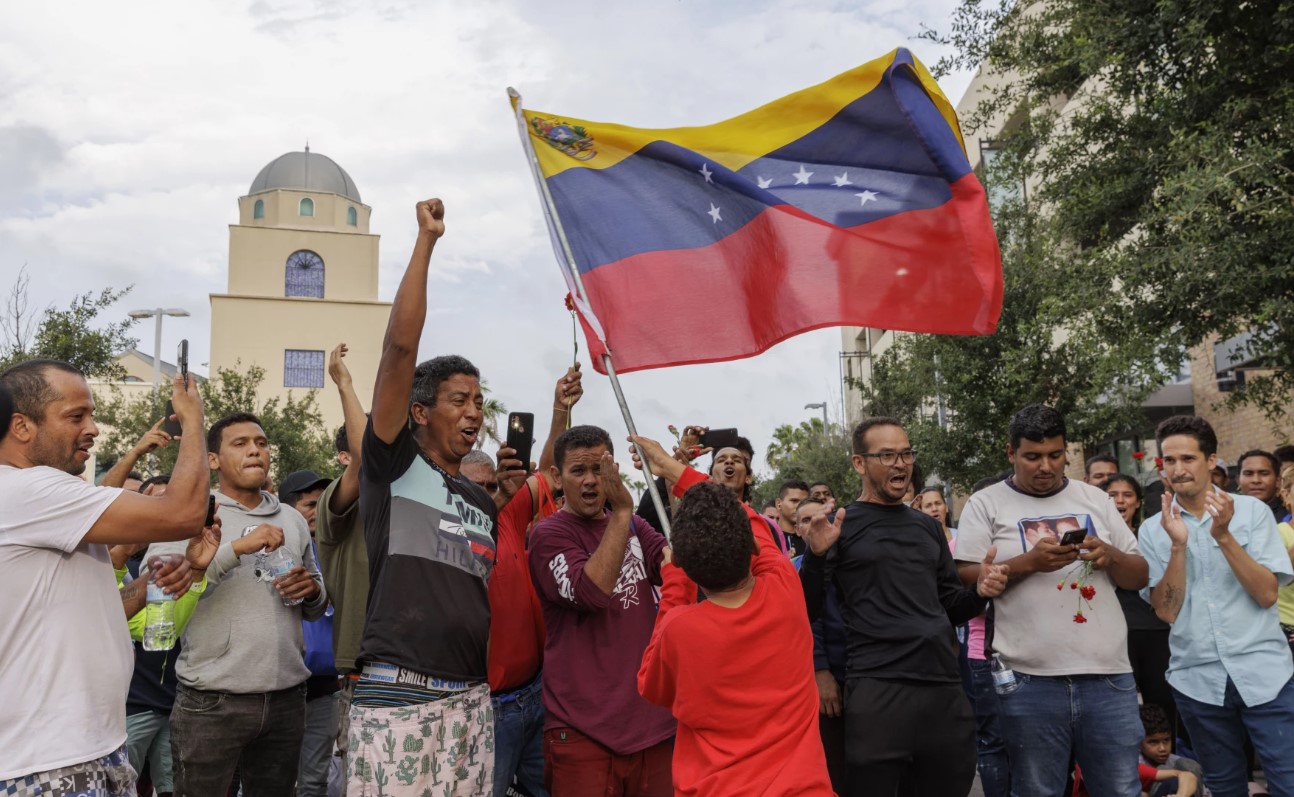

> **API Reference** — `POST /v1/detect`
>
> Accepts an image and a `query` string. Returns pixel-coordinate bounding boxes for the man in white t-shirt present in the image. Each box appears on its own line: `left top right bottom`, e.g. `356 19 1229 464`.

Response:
0 359 214 797
955 404 1150 797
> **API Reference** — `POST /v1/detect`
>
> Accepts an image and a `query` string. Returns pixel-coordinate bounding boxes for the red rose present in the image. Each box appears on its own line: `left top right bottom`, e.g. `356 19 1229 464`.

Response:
1056 584 1063 591
1073 613 1088 624
1132 451 1145 460
1070 582 1078 590
1080 585 1096 601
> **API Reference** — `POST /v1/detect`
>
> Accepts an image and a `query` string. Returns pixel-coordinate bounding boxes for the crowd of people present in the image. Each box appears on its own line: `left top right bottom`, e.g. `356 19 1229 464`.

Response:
3 198 1294 797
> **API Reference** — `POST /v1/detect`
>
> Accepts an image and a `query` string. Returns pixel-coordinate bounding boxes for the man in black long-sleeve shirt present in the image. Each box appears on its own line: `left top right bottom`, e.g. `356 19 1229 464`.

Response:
800 416 1007 797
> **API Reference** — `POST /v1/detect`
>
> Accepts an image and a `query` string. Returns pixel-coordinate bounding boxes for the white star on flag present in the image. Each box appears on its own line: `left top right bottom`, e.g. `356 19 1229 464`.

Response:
855 190 879 206
757 176 773 189
708 203 722 224
699 163 713 184
833 172 853 187
793 165 813 184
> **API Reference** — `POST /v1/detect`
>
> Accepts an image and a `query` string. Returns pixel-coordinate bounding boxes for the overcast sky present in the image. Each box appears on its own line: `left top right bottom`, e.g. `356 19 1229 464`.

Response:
1 0 974 482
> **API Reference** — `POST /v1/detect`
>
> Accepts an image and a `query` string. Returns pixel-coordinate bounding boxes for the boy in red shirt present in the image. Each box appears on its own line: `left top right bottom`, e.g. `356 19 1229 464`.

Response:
638 475 834 796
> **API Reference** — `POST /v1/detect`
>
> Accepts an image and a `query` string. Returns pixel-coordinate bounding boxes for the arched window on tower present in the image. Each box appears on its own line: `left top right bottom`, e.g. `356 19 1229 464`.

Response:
299 197 314 217
285 250 325 298
347 206 357 226
253 199 264 220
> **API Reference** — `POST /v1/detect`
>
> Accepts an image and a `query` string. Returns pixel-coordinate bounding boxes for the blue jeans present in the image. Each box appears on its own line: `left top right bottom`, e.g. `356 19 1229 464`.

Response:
1173 675 1294 797
491 676 547 797
966 658 1010 797
997 673 1142 797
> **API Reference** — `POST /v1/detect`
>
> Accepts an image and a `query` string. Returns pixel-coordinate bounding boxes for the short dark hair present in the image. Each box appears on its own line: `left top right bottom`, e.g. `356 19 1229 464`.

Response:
125 471 144 483
1084 453 1118 476
809 481 832 493
335 424 349 454
411 355 480 409
0 359 84 422
1155 415 1217 457
1238 449 1280 474
851 416 903 456
671 480 755 592
1140 704 1171 737
1008 405 1066 449
553 425 613 470
971 475 1003 494
207 412 264 454
909 461 925 493
140 474 171 493
777 479 809 499
0 382 12 443
796 497 826 516
1274 444 1294 465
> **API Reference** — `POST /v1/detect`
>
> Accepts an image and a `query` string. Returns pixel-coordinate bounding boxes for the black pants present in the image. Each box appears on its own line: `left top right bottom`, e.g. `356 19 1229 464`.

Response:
1128 629 1177 740
820 710 849 795
844 678 977 797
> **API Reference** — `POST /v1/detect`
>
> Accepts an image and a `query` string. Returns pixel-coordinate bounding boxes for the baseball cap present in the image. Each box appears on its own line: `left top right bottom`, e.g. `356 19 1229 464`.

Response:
279 470 331 503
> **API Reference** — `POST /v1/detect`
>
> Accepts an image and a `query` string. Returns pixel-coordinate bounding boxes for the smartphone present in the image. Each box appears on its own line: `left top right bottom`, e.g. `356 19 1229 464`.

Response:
1059 529 1087 547
505 412 535 473
177 339 189 382
204 495 216 527
699 427 740 451
162 400 182 437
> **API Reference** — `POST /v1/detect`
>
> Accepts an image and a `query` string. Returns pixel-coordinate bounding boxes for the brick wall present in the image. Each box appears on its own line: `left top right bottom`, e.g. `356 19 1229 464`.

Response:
1189 336 1294 464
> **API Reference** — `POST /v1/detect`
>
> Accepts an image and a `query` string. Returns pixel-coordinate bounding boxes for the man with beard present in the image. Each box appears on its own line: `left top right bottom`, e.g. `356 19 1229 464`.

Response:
529 425 674 796
0 363 212 797
1140 416 1294 797
798 416 1006 797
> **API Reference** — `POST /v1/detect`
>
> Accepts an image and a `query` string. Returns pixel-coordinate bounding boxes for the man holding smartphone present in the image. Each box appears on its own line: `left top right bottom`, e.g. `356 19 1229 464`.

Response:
955 405 1148 797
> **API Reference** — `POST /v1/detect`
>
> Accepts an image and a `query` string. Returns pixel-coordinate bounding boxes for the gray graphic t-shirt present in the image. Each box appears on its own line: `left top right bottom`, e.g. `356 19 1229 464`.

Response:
358 421 497 681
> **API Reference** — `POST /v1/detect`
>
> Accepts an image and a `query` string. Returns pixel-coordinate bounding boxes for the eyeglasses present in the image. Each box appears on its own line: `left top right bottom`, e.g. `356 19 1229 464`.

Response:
857 449 917 466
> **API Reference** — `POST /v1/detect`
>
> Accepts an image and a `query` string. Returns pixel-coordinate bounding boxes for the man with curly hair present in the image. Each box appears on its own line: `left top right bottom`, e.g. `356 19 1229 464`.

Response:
638 480 834 795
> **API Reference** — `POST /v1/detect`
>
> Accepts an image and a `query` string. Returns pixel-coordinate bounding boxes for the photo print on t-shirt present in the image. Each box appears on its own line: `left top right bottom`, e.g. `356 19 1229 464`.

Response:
1016 514 1095 551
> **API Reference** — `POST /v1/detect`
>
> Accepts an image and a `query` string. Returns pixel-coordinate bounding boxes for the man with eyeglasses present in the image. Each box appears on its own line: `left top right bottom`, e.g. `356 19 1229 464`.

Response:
954 405 1149 797
800 416 1008 796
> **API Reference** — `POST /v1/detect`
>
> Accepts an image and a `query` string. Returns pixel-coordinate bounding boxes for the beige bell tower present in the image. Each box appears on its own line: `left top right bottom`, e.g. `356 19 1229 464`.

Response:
209 148 391 433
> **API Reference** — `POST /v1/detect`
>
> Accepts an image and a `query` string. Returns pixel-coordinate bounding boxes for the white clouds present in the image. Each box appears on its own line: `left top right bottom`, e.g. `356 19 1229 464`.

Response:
2 0 974 480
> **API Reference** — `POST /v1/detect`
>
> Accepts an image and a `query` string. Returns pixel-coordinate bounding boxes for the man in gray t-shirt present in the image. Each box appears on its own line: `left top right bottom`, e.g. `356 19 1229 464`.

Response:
955 405 1149 797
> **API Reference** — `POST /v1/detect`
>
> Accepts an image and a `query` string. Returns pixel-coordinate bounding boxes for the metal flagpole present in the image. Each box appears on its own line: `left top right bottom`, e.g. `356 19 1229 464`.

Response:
507 87 674 538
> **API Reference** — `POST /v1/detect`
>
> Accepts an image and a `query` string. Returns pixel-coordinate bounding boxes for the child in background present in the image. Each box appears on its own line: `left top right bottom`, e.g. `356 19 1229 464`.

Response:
1140 705 1208 797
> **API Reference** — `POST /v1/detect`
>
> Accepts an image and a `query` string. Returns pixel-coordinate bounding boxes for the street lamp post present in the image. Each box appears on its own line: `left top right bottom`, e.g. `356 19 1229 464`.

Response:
804 401 828 429
127 308 190 396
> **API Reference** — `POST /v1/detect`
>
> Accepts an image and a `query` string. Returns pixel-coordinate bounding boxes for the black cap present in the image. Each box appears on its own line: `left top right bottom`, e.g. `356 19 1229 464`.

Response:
279 470 331 503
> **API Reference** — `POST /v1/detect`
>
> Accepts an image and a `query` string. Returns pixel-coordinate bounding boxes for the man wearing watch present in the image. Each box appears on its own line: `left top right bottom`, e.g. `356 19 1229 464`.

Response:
147 411 326 797
800 416 1008 797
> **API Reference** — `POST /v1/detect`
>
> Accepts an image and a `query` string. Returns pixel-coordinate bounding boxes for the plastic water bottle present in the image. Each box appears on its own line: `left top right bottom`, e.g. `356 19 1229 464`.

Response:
142 582 177 651
264 548 304 606
991 653 1020 695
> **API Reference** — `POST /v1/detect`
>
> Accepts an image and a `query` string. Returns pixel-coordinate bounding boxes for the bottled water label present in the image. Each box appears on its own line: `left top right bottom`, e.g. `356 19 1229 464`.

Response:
146 583 172 602
992 669 1016 687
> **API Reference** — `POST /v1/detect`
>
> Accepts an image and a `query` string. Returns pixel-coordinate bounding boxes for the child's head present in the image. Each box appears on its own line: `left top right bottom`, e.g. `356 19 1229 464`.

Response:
671 480 755 593
1140 704 1172 766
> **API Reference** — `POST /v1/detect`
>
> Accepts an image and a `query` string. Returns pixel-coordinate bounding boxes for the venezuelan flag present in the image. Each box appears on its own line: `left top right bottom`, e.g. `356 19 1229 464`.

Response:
521 48 1002 374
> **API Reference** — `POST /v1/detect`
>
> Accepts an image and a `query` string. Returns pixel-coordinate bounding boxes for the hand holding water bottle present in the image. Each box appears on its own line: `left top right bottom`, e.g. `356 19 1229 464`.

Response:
142 554 188 651
262 548 319 607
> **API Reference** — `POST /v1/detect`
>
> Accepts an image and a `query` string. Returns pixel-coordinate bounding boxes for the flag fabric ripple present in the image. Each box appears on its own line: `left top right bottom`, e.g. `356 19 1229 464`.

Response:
522 47 1003 374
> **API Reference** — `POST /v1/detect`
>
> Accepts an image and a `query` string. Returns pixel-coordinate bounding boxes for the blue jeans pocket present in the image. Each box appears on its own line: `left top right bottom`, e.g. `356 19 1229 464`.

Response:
1103 674 1137 693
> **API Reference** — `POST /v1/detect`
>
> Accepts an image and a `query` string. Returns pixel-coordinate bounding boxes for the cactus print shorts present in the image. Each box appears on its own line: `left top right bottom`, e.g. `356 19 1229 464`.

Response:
346 683 494 797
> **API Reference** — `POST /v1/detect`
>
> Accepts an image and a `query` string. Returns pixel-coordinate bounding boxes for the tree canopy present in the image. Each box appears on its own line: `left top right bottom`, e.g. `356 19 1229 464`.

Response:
0 268 138 379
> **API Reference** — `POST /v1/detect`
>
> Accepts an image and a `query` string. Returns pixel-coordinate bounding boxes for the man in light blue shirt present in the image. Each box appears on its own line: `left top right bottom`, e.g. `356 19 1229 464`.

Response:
1139 415 1294 797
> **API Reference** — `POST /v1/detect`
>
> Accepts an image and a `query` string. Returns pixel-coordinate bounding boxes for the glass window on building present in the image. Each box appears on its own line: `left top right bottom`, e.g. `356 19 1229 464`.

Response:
347 206 358 226
253 199 264 219
299 197 314 217
285 250 325 298
284 349 325 388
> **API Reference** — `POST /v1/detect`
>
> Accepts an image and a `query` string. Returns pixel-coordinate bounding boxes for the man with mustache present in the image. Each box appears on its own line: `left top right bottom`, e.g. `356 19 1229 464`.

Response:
956 405 1148 797
1140 416 1294 797
0 362 211 797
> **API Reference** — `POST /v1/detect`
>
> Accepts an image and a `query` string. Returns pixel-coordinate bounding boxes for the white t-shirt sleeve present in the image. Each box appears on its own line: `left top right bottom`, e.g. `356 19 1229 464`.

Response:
953 493 992 562
0 467 122 553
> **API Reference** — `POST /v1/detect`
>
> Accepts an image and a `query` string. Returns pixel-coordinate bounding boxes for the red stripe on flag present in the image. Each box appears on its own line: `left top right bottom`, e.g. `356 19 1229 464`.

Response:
578 174 1001 374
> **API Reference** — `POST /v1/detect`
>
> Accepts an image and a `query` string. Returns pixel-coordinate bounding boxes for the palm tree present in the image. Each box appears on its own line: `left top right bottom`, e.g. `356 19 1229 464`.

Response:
478 380 506 449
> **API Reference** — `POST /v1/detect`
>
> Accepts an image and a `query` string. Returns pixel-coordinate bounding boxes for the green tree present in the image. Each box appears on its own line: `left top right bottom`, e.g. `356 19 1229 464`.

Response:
94 361 336 481
752 422 859 509
478 380 507 449
921 0 1294 418
0 267 138 379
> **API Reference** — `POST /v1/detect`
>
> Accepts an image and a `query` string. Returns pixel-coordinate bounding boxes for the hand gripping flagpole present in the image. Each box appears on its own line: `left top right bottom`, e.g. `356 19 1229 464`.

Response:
508 87 674 539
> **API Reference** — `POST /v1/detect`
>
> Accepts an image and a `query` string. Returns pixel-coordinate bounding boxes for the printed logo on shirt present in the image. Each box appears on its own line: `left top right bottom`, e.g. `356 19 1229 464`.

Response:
389 461 497 582
549 553 575 602
1017 513 1094 552
613 537 647 609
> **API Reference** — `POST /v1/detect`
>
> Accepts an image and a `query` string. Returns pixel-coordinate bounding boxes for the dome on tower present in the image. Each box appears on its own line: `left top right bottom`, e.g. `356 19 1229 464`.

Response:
249 148 361 202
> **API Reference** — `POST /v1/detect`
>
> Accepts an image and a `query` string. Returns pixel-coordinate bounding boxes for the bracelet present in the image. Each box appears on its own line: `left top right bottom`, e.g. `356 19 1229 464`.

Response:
553 405 570 412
